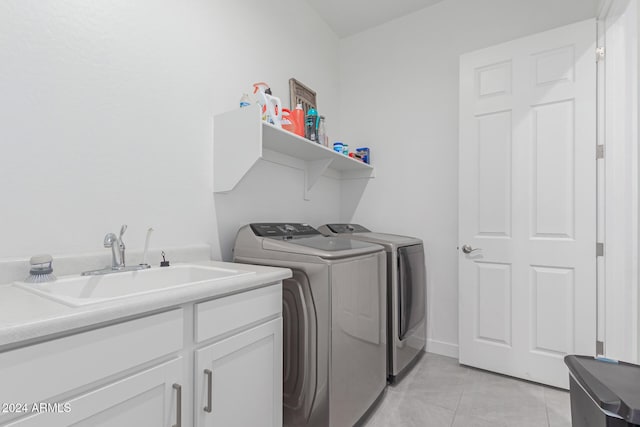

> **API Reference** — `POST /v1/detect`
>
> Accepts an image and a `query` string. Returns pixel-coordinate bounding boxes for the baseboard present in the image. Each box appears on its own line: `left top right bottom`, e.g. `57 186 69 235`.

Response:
426 339 459 359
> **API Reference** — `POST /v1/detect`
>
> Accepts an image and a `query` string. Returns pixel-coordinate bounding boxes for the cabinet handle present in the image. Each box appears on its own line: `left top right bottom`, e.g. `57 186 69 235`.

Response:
172 383 182 427
204 369 213 413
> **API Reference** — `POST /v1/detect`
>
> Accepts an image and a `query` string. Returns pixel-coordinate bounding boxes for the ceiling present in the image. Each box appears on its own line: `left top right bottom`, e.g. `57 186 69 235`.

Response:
305 0 446 38
305 0 600 39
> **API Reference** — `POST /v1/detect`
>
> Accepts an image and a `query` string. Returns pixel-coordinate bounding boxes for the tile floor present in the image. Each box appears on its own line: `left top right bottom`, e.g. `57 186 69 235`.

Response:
363 353 571 427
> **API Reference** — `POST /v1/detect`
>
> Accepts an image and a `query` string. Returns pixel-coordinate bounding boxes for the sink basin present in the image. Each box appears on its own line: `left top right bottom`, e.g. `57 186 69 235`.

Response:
13 264 255 307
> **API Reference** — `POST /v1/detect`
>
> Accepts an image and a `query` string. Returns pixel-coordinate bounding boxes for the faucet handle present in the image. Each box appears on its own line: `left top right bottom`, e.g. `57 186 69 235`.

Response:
118 224 128 249
119 224 127 240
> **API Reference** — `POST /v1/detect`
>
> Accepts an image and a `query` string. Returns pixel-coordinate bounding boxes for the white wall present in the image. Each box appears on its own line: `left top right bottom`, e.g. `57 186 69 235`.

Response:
0 0 339 262
215 160 344 261
339 0 598 356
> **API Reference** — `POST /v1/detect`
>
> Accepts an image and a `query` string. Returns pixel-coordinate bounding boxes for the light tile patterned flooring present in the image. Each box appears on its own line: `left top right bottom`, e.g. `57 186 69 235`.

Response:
363 353 571 427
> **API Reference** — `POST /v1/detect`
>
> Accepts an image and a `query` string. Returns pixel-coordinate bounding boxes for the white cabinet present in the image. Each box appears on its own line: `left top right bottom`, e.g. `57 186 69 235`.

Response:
0 309 184 427
0 283 283 427
195 319 282 427
6 358 184 427
213 105 374 199
193 284 282 427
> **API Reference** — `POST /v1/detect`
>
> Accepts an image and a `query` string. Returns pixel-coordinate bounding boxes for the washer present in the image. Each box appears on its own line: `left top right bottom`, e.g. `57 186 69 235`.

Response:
317 224 426 383
233 223 387 427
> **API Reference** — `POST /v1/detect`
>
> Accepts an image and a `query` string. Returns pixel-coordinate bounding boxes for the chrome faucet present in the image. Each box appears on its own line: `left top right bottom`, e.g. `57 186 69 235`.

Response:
82 224 151 276
104 224 127 269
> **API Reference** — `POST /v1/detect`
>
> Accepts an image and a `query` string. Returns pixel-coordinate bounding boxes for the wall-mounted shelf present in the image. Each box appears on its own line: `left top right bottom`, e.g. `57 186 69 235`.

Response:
213 105 374 200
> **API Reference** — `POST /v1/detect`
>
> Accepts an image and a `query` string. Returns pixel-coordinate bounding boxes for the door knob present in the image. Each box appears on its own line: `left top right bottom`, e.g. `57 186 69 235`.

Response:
462 244 481 254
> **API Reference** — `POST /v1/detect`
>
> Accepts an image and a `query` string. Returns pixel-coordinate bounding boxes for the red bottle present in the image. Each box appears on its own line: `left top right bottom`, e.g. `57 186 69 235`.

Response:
292 103 305 137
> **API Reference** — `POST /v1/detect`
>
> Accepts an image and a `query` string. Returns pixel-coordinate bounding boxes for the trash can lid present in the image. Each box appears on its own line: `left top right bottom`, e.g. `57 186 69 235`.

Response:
565 355 640 424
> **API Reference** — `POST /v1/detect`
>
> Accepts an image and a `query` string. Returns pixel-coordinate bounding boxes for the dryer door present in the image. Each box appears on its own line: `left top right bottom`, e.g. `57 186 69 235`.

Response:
398 244 426 340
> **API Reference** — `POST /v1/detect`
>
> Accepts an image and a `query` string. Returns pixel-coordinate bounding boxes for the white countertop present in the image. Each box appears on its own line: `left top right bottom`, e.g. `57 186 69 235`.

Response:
0 260 291 351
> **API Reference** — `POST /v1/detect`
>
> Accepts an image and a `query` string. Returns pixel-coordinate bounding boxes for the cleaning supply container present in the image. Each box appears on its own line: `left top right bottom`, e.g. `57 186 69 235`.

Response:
252 82 282 128
293 103 305 137
356 147 370 164
305 108 319 142
239 93 252 108
317 116 327 146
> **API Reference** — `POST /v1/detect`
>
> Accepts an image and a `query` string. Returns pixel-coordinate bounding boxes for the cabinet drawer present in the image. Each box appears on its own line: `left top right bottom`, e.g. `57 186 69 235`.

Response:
195 283 281 343
0 309 183 411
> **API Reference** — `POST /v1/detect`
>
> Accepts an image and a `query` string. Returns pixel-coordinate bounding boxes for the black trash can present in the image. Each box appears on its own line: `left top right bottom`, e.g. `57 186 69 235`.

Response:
565 355 640 427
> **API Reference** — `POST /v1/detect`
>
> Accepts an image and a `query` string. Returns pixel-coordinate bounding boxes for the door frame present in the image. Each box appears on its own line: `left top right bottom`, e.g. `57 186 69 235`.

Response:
597 0 639 363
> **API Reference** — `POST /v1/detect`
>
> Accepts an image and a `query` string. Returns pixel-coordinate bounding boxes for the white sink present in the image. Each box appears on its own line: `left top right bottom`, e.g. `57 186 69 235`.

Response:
13 264 255 307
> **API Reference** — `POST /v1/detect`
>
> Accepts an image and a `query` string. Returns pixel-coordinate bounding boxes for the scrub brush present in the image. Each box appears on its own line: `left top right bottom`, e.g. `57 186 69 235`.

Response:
24 254 57 283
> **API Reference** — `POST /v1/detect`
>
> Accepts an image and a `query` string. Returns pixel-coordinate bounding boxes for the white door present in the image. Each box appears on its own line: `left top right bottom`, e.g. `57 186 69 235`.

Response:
7 358 184 427
195 318 282 427
459 19 596 388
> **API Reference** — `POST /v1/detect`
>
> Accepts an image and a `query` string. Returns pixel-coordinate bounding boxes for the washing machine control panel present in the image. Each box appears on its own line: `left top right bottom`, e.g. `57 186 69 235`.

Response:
326 223 371 234
250 223 321 238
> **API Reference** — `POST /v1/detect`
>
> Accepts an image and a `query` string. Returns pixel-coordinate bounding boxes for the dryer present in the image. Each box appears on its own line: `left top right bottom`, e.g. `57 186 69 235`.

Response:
233 223 387 427
317 224 426 383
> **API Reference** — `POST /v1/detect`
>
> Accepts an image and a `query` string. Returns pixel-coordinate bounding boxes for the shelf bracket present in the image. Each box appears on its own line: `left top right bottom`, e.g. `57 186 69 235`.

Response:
304 159 333 200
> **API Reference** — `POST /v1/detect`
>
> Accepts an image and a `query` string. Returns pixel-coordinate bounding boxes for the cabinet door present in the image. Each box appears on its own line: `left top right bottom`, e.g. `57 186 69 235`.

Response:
6 358 184 427
195 318 282 427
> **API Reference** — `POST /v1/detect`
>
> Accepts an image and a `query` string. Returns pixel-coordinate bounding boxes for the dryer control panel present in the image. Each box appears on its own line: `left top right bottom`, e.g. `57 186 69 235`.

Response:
250 223 320 238
325 223 371 234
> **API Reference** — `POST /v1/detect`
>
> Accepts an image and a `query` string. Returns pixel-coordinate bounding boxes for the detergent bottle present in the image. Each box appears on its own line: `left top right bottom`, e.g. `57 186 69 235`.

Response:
265 91 282 128
252 82 282 128
292 103 305 137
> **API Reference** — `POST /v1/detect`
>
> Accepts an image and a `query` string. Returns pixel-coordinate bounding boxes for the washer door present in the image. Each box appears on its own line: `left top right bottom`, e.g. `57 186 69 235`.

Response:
282 270 317 426
397 244 426 340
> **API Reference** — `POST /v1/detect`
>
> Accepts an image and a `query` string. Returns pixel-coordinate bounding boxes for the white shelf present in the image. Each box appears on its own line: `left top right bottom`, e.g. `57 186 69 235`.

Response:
213 105 374 199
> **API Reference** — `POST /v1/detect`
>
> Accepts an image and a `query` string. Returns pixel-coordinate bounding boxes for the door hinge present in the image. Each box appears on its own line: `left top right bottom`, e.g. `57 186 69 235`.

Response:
596 242 604 257
596 145 604 159
596 47 605 62
596 340 605 356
